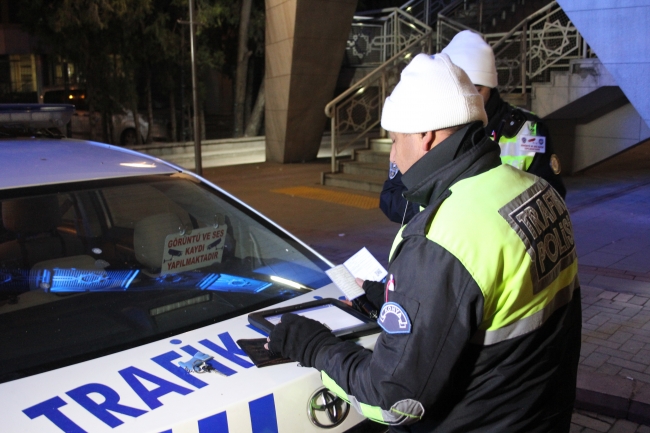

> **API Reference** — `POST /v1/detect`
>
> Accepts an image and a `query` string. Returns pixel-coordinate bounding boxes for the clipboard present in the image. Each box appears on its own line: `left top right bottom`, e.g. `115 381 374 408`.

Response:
247 298 379 340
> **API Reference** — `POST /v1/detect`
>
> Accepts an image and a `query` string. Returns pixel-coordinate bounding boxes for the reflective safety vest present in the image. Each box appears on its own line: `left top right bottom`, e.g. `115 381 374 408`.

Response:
499 119 544 172
393 164 578 342
327 164 579 426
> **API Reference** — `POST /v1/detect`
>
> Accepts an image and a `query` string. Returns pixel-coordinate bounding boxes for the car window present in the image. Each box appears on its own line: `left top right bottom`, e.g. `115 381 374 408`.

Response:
0 175 331 383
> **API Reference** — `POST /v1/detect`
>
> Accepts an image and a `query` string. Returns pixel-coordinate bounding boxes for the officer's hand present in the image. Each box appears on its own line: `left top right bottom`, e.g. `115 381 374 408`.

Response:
360 279 385 310
265 313 340 367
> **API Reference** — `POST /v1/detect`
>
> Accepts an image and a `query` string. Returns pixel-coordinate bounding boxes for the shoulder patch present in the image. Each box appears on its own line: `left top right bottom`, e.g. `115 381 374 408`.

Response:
378 302 412 334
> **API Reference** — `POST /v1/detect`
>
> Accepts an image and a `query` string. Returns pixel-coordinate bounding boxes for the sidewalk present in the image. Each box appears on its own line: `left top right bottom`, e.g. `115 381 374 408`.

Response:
566 145 650 427
202 141 650 428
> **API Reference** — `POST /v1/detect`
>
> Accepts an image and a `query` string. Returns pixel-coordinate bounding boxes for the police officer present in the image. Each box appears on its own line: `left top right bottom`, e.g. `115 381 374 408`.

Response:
381 30 566 224
266 53 581 432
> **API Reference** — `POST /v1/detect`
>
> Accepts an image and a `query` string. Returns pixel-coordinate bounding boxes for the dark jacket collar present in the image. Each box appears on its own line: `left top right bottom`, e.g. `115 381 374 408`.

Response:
401 122 501 209
484 87 502 120
484 88 511 137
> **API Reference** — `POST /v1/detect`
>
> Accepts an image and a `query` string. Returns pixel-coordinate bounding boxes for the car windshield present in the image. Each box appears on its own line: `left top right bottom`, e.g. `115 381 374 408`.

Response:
0 174 331 383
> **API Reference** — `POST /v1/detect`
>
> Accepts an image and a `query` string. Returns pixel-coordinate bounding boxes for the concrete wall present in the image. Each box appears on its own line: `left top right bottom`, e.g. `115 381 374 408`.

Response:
573 103 650 172
533 58 650 173
556 0 650 129
265 0 358 163
533 59 617 119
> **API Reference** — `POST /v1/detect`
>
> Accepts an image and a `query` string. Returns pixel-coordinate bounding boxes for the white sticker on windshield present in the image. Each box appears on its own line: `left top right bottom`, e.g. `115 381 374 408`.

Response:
162 225 227 274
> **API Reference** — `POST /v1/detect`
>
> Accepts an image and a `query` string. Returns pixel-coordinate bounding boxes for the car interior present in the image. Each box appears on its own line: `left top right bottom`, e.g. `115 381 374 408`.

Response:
0 175 329 382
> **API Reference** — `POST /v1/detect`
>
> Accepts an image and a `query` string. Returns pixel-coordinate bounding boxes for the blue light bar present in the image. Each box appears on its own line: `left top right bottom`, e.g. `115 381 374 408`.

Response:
0 104 74 129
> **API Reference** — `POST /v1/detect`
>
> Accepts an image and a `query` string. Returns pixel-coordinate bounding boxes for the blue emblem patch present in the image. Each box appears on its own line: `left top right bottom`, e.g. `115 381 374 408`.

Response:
378 302 411 334
389 161 399 179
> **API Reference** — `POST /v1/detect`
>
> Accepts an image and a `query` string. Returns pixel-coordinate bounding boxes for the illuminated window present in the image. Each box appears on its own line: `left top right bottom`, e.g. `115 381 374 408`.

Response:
9 54 36 92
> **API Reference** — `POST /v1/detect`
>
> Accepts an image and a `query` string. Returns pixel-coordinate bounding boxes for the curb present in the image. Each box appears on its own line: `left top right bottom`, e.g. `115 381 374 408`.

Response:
575 368 650 425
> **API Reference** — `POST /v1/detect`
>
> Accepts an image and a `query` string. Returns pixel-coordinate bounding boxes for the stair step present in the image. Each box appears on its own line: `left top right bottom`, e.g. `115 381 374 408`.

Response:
369 138 392 153
322 172 385 193
355 149 390 164
340 161 389 177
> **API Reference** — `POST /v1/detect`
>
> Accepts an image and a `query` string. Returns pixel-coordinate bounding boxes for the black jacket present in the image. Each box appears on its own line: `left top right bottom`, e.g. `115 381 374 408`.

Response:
316 124 581 432
380 89 566 224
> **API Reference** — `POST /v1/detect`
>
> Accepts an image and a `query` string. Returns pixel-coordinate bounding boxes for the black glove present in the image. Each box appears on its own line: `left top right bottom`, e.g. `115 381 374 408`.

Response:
268 313 340 367
362 280 385 310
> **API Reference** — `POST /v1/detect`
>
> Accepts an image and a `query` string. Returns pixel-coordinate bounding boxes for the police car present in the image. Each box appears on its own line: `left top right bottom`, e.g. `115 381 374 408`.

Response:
0 105 380 433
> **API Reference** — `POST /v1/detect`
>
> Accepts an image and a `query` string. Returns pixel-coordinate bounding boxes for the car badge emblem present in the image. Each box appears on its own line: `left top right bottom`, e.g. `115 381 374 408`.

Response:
307 387 350 428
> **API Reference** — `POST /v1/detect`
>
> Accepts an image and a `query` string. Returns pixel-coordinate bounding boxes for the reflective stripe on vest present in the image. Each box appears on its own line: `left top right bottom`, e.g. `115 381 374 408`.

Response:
390 164 578 346
499 120 538 171
321 371 424 426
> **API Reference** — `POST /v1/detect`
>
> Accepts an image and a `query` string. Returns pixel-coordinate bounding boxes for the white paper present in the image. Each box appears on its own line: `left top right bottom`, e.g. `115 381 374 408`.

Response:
325 247 387 300
344 247 387 283
325 265 364 300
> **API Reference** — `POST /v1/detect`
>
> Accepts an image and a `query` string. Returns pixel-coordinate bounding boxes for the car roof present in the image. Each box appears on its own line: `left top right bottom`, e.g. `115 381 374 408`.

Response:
0 137 178 191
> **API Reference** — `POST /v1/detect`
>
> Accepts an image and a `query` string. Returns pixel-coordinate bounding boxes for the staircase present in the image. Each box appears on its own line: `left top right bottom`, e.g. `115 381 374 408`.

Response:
323 0 593 191
322 138 391 192
322 2 436 191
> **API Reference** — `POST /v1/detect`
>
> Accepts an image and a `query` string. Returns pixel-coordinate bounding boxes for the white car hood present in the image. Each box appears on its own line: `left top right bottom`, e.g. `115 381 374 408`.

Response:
2 284 377 433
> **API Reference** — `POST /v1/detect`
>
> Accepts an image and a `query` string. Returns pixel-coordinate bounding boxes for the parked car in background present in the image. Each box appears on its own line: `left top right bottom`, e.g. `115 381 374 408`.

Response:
41 87 149 145
0 104 379 433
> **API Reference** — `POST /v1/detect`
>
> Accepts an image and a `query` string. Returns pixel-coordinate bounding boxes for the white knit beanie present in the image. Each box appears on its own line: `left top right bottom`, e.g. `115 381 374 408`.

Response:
380 53 487 133
441 30 498 88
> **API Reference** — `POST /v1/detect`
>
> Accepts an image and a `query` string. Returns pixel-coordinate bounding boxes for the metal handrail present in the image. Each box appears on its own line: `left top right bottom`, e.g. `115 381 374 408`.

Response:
438 0 463 17
348 0 449 66
347 6 432 66
325 34 430 118
354 6 406 18
435 14 476 52
325 0 586 178
394 7 432 30
491 1 558 51
436 15 475 33
325 31 433 172
437 0 584 95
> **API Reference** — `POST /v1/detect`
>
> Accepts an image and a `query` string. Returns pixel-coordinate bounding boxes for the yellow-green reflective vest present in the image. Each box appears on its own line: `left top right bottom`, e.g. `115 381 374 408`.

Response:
499 120 540 172
390 164 578 344
325 165 579 426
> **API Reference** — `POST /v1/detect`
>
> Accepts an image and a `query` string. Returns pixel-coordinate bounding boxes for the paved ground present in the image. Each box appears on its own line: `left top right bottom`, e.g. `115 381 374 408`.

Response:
202 140 650 429
571 409 650 432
